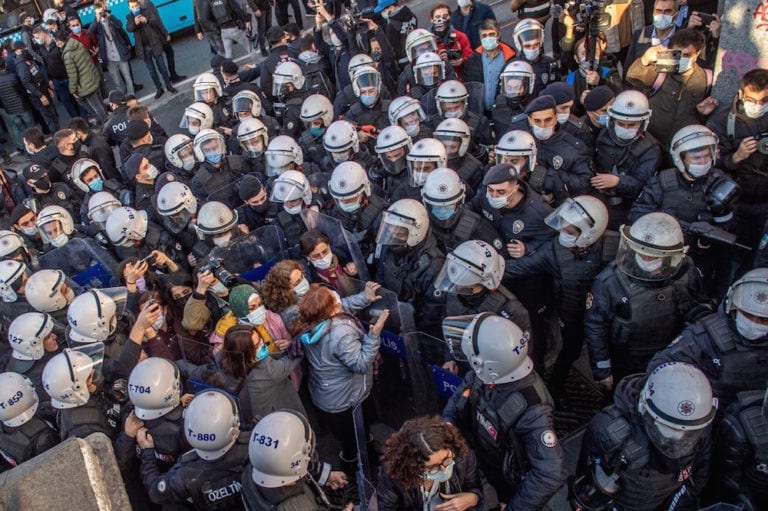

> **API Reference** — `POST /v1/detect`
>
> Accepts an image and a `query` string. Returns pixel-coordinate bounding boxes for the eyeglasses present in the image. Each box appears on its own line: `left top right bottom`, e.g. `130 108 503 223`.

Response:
424 452 454 474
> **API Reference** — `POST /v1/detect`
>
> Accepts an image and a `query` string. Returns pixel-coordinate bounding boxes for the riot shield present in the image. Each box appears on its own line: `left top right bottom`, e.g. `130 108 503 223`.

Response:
352 403 378 511
207 225 288 283
38 238 120 289
403 331 460 417
176 335 246 400
65 335 106 379
344 278 401 335
206 177 246 209
300 209 371 281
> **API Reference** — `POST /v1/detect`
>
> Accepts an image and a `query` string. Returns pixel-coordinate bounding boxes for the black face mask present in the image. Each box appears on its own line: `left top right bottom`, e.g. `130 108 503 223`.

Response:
33 176 51 193
72 140 82 153
250 201 269 213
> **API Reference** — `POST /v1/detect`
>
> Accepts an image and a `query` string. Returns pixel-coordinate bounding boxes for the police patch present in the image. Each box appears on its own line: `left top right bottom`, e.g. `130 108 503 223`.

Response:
493 238 503 250
286 122 294 130
677 400 695 416
512 220 524 234
157 480 167 493
585 292 593 309
754 291 768 304
552 155 564 170
57 191 66 200
541 430 558 448
541 72 549 85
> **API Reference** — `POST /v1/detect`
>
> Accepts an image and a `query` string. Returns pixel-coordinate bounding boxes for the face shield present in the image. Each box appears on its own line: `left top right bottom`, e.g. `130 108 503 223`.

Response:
434 254 484 295
439 99 467 119
410 41 436 62
616 225 686 281
194 87 217 103
545 198 594 233
240 135 266 158
502 75 531 99
355 72 381 94
174 141 197 171
407 160 437 187
270 182 307 205
376 210 415 247
436 133 465 159
89 203 120 230
233 96 257 116
379 148 408 175
181 114 203 135
162 209 194 235
416 64 441 87
440 314 479 362
272 79 294 99
642 413 706 459
201 138 226 164
38 219 66 245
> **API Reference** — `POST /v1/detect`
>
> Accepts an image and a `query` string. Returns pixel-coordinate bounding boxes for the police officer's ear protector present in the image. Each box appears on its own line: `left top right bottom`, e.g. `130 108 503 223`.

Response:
466 312 494 366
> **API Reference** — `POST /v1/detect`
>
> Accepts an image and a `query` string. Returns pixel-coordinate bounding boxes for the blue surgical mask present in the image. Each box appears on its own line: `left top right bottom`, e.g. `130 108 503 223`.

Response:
256 342 269 361
677 56 692 74
89 178 104 192
205 152 223 164
360 94 377 107
309 126 324 137
431 205 456 221
131 7 141 15
598 114 609 127
424 459 455 483
481 36 498 52
72 25 82 34
33 37 44 46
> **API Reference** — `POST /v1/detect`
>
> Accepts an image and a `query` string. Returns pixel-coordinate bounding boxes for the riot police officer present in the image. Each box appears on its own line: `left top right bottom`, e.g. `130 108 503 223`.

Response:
392 138 448 202
192 73 232 129
155 181 202 265
190 129 247 200
35 205 78 252
137 389 250 509
343 66 391 151
428 80 494 161
70 158 128 214
492 60 536 137
106 206 182 264
234 118 269 178
592 90 662 230
5 312 61 402
389 96 432 141
372 126 413 201
422 168 502 254
230 89 279 144
397 29 439 96
273 61 307 138
179 102 215 138
511 19 561 94
265 135 307 182
164 133 199 180
585 212 708 391
574 362 715 510
193 200 241 252
442 313 566 509
270 170 316 255
409 52 449 104
434 118 483 194
540 82 594 150
299 94 334 167
648 267 768 410
321 120 379 176
23 269 77 322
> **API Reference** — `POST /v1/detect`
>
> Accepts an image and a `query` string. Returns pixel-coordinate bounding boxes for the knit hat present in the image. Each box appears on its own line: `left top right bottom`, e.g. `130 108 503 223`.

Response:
229 284 259 318
583 85 615 111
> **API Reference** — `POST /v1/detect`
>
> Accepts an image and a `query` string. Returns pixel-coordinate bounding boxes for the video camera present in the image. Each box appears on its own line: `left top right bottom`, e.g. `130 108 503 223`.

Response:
199 256 236 287
338 0 374 36
564 0 617 36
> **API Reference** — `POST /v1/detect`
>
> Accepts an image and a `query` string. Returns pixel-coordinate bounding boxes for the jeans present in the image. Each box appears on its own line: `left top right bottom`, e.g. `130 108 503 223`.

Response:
163 42 179 78
29 95 60 134
220 26 256 64
52 77 88 118
77 89 107 124
0 109 34 151
143 49 172 90
106 60 134 95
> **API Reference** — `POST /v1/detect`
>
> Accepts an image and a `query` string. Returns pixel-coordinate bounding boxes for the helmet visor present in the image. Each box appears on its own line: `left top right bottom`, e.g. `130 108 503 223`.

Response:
441 314 477 362
407 160 437 187
162 209 193 235
642 413 706 459
194 87 217 103
355 71 381 91
416 65 440 86
502 75 530 99
544 198 594 232
380 154 407 175
174 142 196 169
376 210 415 246
410 40 436 61
270 182 304 203
233 96 256 114
616 227 686 281
241 136 266 158
38 219 65 244
435 133 464 158
89 202 120 228
434 254 484 295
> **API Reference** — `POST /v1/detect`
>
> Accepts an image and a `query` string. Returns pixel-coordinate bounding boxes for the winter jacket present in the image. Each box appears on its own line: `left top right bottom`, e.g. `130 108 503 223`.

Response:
462 41 516 85
70 30 100 64
89 15 132 63
451 1 497 50
126 6 169 59
37 40 69 81
61 38 101 97
0 69 31 114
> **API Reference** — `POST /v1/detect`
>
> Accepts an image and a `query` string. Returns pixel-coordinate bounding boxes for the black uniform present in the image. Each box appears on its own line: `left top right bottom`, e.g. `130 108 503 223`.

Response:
104 105 131 147
328 194 389 261
24 182 81 218
430 206 503 255
190 156 247 200
514 54 562 96
241 455 335 510
57 390 124 441
442 369 566 509
274 90 306 139
528 127 593 205
446 153 484 197
0 415 58 473
445 285 531 335
343 98 391 153
491 95 532 139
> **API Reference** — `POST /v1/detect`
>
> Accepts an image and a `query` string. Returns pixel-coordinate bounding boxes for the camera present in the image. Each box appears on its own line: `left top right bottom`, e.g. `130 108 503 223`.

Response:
758 131 768 154
655 49 682 73
199 256 236 287
696 12 715 27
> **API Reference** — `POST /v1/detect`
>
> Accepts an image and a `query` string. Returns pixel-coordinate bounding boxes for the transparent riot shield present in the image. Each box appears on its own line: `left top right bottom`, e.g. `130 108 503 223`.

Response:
65 334 106 380
38 238 120 289
300 209 371 281
403 331 460 417
206 177 246 209
352 403 378 511
344 278 402 335
207 225 288 283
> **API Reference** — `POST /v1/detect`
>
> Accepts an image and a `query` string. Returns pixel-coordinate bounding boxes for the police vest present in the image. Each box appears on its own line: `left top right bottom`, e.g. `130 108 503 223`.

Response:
242 474 327 511
298 130 324 165
492 96 527 136
450 154 482 190
0 417 54 468
733 391 768 501
58 395 121 440
346 100 389 130
690 313 768 406
209 0 233 26
445 285 516 317
145 406 186 465
379 244 443 299
276 210 307 249
433 208 482 253
658 168 714 223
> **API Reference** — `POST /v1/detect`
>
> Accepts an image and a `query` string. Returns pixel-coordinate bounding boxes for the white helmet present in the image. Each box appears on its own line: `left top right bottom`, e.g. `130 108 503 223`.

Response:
413 52 445 87
42 349 96 409
0 372 39 427
670 125 719 177
545 196 609 248
0 260 28 303
165 134 197 171
329 162 371 213
36 205 74 248
388 96 426 138
128 358 182 420
87 192 122 229
607 90 652 144
405 28 437 64
25 269 75 313
43 8 59 22
300 94 334 128
375 126 413 175
435 240 505 294
237 118 270 158
8 312 55 362
180 102 214 135
512 18 545 53
422 167 465 224
500 60 535 99
495 130 537 172
193 72 223 101
156 181 198 234
435 80 469 119
105 207 148 247
67 288 126 343
434 118 470 158
232 90 263 117
270 170 312 206
273 61 305 97
638 362 717 459
352 65 382 97
725 268 768 319
249 410 315 487
407 138 448 187
69 158 104 193
348 53 375 79
442 313 533 384
265 135 303 176
193 128 227 164
0 230 26 261
376 199 430 248
617 212 686 281
324 120 359 163
195 201 238 238
184 389 240 460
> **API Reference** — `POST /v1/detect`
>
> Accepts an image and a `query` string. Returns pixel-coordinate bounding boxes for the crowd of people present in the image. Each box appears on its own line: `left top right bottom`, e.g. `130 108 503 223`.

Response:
0 0 768 509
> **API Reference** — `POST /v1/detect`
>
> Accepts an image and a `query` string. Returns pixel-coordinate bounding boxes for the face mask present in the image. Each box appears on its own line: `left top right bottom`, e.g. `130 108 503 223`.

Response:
212 232 232 247
635 254 663 272
245 305 267 325
332 151 350 163
743 101 768 119
34 177 52 192
312 252 334 270
89 178 104 192
614 125 639 140
294 278 310 297
298 50 320 64
33 37 44 46
486 191 509 209
735 311 768 341
677 56 692 74
523 48 540 61
381 11 390 19
578 59 590 72
532 125 554 141
136 276 147 293
425 459 455 483
211 281 228 294
21 226 38 236
72 140 82 153
205 152 223 164
444 109 463 119
598 114 609 127
181 155 196 171
556 112 570 125
283 203 303 215
432 19 448 32
371 50 383 61
189 125 200 135
131 7 141 15
72 25 82 34
403 123 420 137
309 126 324 137
458 0 471 6
152 312 165 331
256 342 270 361
686 161 711 178
431 205 456 221
144 164 159 180
338 200 361 213
360 94 377 107
481 36 498 52
559 231 579 248
653 14 674 30
50 233 69 248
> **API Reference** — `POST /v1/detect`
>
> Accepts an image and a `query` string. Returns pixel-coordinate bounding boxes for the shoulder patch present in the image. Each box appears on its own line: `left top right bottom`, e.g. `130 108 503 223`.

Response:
493 238 503 250
541 429 558 448
157 479 167 494
57 191 66 200
512 220 525 234
552 155 564 170
585 292 593 310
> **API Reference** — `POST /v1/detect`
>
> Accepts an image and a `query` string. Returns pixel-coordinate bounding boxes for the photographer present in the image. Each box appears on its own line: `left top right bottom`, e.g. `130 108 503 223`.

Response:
181 264 235 335
90 2 136 95
562 33 622 116
624 0 680 71
429 3 472 78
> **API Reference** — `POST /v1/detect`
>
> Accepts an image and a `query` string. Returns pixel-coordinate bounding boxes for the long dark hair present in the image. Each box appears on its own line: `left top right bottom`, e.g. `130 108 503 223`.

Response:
220 324 258 379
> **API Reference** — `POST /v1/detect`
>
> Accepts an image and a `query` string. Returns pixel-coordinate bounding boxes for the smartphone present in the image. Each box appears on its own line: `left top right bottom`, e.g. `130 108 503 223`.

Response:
697 12 715 25
139 253 157 266
655 49 682 73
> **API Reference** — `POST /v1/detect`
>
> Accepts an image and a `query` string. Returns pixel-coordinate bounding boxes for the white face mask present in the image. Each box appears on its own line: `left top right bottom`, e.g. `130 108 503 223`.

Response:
188 125 200 135
735 311 768 341
686 161 711 178
21 226 38 236
50 233 69 248
677 57 692 74
444 109 463 119
245 305 267 325
337 199 361 213
556 112 570 125
614 125 639 140
532 125 554 141
403 123 420 137
283 203 303 215
212 232 232 247
635 254 663 273
486 191 510 209
457 0 471 7
144 164 159 180
294 278 310 297
152 312 165 331
523 48 540 61
653 14 674 30
211 281 228 294
743 101 768 119
559 231 579 248
312 252 334 270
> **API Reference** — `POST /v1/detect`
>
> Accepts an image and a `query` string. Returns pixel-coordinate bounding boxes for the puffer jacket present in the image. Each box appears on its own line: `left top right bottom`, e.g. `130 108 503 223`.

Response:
61 38 101 97
0 69 31 114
